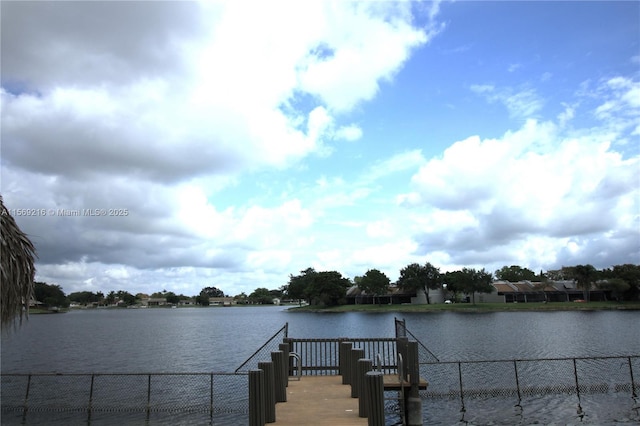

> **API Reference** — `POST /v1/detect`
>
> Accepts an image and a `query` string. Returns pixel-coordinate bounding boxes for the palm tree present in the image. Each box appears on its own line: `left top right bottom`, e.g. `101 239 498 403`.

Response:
1 195 37 329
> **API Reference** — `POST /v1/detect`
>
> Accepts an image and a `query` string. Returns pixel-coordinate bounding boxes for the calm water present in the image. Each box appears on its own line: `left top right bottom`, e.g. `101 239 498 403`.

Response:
2 307 639 425
2 307 639 373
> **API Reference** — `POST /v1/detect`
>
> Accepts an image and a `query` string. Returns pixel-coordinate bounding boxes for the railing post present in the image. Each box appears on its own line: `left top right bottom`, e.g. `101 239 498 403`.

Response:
146 374 152 422
249 369 265 426
87 374 95 424
258 361 276 423
22 373 32 424
210 373 214 421
396 337 409 380
279 343 290 387
358 359 373 418
283 338 294 377
340 341 353 384
406 341 423 425
628 356 637 398
458 362 465 413
271 351 287 402
365 371 385 426
351 348 365 398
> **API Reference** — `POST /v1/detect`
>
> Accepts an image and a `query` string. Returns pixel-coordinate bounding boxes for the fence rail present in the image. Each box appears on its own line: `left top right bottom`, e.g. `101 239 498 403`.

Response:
284 337 399 375
420 355 639 401
1 372 248 425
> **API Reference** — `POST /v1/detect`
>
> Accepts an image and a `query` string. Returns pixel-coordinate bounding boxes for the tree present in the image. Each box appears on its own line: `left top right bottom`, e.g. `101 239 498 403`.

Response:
289 269 351 307
1 195 37 329
200 286 225 298
467 268 494 304
116 290 138 306
596 278 629 301
397 262 442 304
249 287 274 304
269 288 283 300
34 282 70 308
358 269 390 304
443 268 493 304
495 265 537 282
286 268 316 305
163 291 180 304
234 292 248 304
308 271 350 306
608 264 640 301
442 270 466 302
68 291 102 305
195 291 210 306
564 265 598 302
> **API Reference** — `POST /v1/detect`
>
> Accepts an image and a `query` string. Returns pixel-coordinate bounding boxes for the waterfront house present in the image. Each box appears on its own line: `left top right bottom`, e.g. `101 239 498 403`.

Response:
141 297 168 307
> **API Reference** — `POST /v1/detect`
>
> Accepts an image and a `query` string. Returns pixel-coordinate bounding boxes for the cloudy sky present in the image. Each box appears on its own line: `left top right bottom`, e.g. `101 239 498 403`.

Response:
2 1 638 298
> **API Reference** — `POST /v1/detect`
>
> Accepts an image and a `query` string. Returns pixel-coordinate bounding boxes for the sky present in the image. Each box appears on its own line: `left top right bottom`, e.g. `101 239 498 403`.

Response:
1 1 639 298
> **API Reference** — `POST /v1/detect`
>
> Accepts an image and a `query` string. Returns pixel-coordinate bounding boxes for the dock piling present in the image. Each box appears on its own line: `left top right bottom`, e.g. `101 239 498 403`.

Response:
365 371 385 426
340 342 353 384
350 348 365 398
249 369 265 426
357 359 373 418
271 351 287 403
258 361 276 423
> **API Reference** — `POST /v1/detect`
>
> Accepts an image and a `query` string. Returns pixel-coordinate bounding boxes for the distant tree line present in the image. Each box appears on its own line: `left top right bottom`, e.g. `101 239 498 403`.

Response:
283 263 640 307
30 263 640 309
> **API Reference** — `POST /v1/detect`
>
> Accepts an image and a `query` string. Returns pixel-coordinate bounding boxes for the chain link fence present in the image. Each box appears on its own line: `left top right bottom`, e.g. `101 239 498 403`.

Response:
1 372 249 425
394 317 640 422
419 356 639 400
234 323 288 373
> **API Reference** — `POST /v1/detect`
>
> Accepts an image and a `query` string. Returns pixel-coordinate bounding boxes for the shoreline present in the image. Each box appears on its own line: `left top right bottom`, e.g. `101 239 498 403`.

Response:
286 301 640 313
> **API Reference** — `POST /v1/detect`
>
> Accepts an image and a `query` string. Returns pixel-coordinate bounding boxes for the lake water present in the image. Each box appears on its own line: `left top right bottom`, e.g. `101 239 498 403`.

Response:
2 307 639 424
3 307 639 373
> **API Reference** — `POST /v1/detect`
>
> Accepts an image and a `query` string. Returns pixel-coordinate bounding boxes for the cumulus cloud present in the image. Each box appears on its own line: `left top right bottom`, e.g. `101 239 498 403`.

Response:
401 99 639 272
2 1 636 298
1 0 442 296
1 1 432 182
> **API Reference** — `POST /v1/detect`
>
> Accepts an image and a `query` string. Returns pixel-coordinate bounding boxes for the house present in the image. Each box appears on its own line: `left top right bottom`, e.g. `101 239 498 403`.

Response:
346 285 415 305
209 297 235 306
141 297 167 307
490 280 610 303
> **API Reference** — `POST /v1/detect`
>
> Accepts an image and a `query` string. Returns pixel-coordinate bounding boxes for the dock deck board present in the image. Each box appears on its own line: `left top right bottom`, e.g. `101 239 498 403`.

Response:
274 376 367 425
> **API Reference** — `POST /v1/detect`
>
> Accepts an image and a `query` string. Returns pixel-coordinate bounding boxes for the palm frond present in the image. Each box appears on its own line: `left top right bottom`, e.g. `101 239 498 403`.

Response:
1 195 37 330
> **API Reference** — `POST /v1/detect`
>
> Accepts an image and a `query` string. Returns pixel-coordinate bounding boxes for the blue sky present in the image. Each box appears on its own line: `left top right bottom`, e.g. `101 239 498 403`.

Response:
2 1 638 297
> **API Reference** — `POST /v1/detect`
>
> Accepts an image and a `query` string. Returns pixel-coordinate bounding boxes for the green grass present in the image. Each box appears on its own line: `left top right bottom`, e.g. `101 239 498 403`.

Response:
288 301 640 313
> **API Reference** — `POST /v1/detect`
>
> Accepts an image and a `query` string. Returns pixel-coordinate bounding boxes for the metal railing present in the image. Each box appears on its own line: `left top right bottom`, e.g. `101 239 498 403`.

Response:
1 372 248 425
420 355 639 401
283 337 399 375
3 320 638 425
235 323 288 373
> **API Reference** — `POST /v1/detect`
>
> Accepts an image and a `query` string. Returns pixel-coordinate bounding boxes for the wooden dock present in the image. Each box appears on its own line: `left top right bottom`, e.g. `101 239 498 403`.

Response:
273 376 367 425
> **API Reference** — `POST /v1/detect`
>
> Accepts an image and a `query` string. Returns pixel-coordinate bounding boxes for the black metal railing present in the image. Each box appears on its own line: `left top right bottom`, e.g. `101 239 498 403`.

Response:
234 323 288 373
283 337 399 375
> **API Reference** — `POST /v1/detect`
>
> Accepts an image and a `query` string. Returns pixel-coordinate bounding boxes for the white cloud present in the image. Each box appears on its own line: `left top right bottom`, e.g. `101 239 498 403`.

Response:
2 1 434 185
508 63 521 72
335 124 363 142
403 112 639 271
471 84 544 119
3 1 636 300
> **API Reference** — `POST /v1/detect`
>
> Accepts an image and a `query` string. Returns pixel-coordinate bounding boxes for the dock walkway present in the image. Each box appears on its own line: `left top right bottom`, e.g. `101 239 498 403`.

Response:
273 376 367 425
